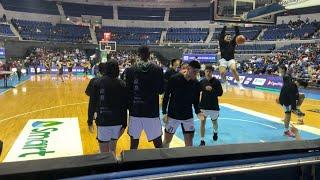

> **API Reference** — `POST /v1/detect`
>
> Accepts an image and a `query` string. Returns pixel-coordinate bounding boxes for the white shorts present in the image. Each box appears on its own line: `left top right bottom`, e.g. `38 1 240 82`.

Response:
97 125 122 142
201 110 219 120
165 117 195 134
128 116 162 141
282 105 292 113
219 59 236 68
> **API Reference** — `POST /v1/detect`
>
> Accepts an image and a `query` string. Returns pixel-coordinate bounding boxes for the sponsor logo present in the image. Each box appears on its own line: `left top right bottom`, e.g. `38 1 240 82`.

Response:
252 78 266 86
4 118 83 162
266 80 283 87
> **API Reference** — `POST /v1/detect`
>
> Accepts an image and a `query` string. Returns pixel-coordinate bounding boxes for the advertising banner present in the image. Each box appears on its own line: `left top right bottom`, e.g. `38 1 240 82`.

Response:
182 54 217 63
4 118 83 162
213 73 283 89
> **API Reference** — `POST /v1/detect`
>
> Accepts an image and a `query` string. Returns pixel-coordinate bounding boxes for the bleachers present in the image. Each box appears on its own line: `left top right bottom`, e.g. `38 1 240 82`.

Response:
62 3 113 19
0 0 59 15
11 19 91 43
0 24 14 36
96 27 163 45
236 44 275 54
212 26 263 41
118 7 165 21
169 7 210 21
263 23 317 40
165 28 209 43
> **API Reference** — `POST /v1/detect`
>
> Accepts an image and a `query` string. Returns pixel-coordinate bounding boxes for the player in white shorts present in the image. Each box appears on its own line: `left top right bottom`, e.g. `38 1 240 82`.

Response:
162 60 205 147
125 46 164 149
199 65 223 146
87 61 128 154
219 25 244 90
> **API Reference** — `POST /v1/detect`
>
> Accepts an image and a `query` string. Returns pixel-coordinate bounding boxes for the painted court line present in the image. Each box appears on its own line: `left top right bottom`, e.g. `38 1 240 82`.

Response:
0 77 30 95
221 103 320 136
0 102 88 123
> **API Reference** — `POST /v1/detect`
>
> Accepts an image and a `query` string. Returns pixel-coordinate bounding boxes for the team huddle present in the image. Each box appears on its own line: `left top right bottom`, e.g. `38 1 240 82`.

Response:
85 25 307 154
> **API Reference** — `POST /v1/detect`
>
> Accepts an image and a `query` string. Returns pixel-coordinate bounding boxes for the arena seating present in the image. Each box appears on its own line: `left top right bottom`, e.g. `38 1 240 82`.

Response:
0 24 14 36
169 7 210 21
96 27 163 45
236 44 275 54
263 23 318 40
0 0 59 15
62 2 113 19
165 28 209 43
11 19 91 43
212 26 263 41
118 7 165 21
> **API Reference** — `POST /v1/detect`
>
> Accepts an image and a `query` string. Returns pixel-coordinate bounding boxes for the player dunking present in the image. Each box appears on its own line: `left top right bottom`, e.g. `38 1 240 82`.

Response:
219 25 244 90
199 65 223 146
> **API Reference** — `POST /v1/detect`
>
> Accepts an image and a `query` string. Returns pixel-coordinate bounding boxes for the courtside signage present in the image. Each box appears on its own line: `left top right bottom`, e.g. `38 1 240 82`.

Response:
3 118 83 162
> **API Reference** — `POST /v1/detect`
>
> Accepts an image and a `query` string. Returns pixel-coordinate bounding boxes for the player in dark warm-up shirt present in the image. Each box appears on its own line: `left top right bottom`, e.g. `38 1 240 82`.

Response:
277 65 307 137
86 63 105 124
125 46 164 149
218 25 244 90
164 59 182 90
162 60 205 147
87 61 128 154
199 65 223 146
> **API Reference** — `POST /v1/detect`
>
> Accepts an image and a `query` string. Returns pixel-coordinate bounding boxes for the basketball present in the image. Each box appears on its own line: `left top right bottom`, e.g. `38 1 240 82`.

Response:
236 35 246 45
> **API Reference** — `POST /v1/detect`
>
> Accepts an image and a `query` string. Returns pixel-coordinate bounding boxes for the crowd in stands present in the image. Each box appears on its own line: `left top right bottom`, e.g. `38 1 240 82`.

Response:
238 43 320 87
5 47 90 75
109 50 163 74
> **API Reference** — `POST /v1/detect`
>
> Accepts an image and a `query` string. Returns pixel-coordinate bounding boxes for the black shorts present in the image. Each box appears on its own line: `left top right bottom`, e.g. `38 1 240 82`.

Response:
68 67 72 72
58 69 63 75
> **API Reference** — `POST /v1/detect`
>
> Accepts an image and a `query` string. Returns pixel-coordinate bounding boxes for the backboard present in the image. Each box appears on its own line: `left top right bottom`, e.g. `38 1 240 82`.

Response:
212 0 278 24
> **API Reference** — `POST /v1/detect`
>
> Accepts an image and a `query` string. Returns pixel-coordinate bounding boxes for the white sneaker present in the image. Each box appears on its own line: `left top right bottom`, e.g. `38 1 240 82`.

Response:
238 84 245 90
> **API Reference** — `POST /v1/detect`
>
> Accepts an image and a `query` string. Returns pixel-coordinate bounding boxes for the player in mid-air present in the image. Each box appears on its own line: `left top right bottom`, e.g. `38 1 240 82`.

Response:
219 24 244 90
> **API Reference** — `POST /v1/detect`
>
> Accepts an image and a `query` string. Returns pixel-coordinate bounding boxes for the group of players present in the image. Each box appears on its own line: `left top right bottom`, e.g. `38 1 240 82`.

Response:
85 25 307 154
44 59 92 82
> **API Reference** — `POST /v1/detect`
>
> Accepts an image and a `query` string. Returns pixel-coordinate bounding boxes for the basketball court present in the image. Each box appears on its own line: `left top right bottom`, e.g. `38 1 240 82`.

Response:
0 74 319 162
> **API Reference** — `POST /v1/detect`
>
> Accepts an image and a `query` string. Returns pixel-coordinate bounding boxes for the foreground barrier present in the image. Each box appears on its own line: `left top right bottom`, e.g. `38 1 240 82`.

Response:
0 139 320 179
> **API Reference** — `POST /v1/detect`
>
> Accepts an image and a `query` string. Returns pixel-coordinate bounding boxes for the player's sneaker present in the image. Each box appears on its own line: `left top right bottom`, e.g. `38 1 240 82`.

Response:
292 109 305 116
284 130 296 138
199 140 206 146
213 132 218 141
238 84 245 90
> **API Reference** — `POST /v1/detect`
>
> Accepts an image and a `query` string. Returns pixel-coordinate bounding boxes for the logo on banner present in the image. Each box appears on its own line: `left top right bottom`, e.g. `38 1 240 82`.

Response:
244 77 253 85
234 76 245 83
252 78 266 86
267 80 283 87
4 118 83 162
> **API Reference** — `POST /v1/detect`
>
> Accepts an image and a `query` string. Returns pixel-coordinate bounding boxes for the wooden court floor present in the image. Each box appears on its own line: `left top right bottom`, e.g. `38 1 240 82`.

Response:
0 75 319 162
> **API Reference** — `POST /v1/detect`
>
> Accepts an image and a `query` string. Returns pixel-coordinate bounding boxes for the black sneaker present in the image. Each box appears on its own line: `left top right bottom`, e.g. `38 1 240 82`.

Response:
213 132 218 141
200 140 205 146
